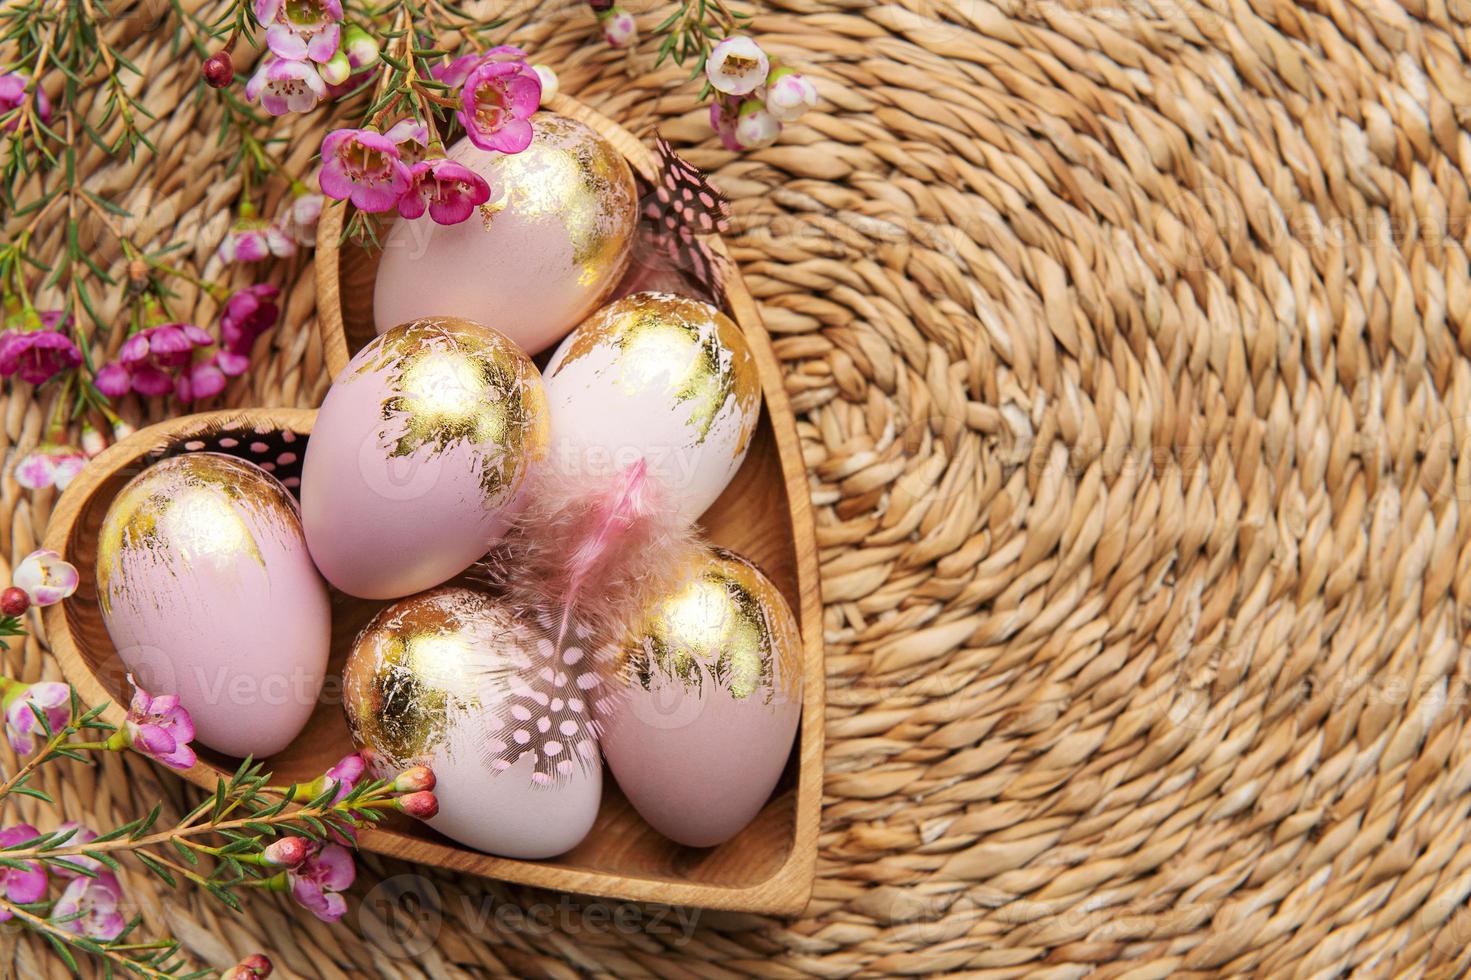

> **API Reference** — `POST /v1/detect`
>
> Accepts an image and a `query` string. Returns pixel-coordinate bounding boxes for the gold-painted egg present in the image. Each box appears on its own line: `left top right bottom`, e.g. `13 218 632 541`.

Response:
599 547 801 847
374 112 638 356
300 316 548 600
343 587 602 858
542 291 761 523
96 453 330 759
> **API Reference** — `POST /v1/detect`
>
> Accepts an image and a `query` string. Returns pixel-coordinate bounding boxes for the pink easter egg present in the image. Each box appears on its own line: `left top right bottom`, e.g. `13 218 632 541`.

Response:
600 548 802 847
300 317 548 599
344 588 602 858
373 112 638 356
95 453 330 759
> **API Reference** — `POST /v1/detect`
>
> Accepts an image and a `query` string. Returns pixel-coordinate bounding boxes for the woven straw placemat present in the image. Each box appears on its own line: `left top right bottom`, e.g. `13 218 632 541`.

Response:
8 0 1471 975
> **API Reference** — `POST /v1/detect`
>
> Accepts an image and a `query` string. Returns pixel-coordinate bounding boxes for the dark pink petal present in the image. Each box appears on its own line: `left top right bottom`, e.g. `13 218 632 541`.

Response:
6 864 46 904
130 366 174 396
314 844 356 890
94 362 132 397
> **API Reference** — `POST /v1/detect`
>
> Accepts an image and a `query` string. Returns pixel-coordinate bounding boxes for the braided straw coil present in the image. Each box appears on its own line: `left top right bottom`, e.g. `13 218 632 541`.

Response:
7 0 1471 975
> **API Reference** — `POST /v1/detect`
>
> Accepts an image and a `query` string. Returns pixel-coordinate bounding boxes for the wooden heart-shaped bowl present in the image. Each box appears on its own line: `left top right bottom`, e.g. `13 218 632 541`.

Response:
46 100 823 915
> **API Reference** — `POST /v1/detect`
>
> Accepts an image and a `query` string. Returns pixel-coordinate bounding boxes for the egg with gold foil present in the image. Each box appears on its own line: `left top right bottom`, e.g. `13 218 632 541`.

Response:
95 453 330 759
599 547 802 847
373 112 638 356
300 316 548 599
343 587 603 858
543 292 761 523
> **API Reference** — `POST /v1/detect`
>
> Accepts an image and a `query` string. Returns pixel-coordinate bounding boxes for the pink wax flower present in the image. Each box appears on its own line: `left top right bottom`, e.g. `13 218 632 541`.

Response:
0 72 50 132
262 836 309 869
277 191 324 246
599 7 637 48
457 59 540 154
709 97 742 151
398 158 491 225
217 219 295 264
93 361 131 398
765 66 817 122
122 676 196 771
15 548 80 607
0 327 81 385
3 681 71 754
431 46 527 90
220 284 280 363
735 98 781 149
0 825 46 918
255 0 343 65
52 871 126 941
319 128 410 212
288 843 355 922
318 752 365 803
384 118 429 166
51 823 102 879
118 323 214 396
174 358 227 403
245 55 327 116
13 443 86 491
706 36 768 96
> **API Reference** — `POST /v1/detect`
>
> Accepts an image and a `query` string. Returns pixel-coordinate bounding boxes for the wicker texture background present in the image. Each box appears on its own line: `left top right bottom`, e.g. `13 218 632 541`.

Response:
7 0 1471 975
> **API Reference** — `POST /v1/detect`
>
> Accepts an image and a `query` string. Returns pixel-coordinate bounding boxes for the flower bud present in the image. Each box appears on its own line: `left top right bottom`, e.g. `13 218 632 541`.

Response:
393 765 436 793
319 49 352 87
764 66 817 123
599 7 637 48
112 419 135 440
396 791 439 820
735 98 781 149
532 64 559 104
127 259 150 294
80 425 106 458
261 836 309 868
220 953 273 979
0 587 29 618
343 25 381 71
203 50 234 89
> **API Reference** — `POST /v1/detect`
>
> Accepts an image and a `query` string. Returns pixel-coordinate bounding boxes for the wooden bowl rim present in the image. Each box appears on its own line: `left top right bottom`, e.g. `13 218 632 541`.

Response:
47 96 824 916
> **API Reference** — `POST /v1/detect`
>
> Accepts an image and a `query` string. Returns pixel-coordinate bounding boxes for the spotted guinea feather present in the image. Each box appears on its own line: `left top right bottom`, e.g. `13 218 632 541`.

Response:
640 136 731 302
471 460 701 786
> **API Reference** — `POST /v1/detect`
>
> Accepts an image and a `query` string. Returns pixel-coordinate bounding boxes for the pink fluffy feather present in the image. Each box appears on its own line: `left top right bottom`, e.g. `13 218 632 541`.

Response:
473 458 700 784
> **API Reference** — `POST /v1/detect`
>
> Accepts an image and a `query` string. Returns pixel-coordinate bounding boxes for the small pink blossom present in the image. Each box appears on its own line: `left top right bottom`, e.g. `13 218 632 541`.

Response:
221 284 280 358
430 46 527 89
322 752 365 803
288 843 355 922
52 871 125 940
735 98 781 149
277 192 324 246
174 359 227 403
318 128 410 212
710 97 742 151
765 67 817 122
123 676 196 771
51 823 102 879
398 159 491 225
0 825 46 918
13 444 86 491
94 361 132 398
343 25 380 71
0 73 50 132
4 681 71 754
14 549 79 606
217 220 295 264
118 323 214 396
245 56 327 116
0 328 81 385
706 36 768 96
457 59 540 154
384 118 429 166
255 0 343 64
